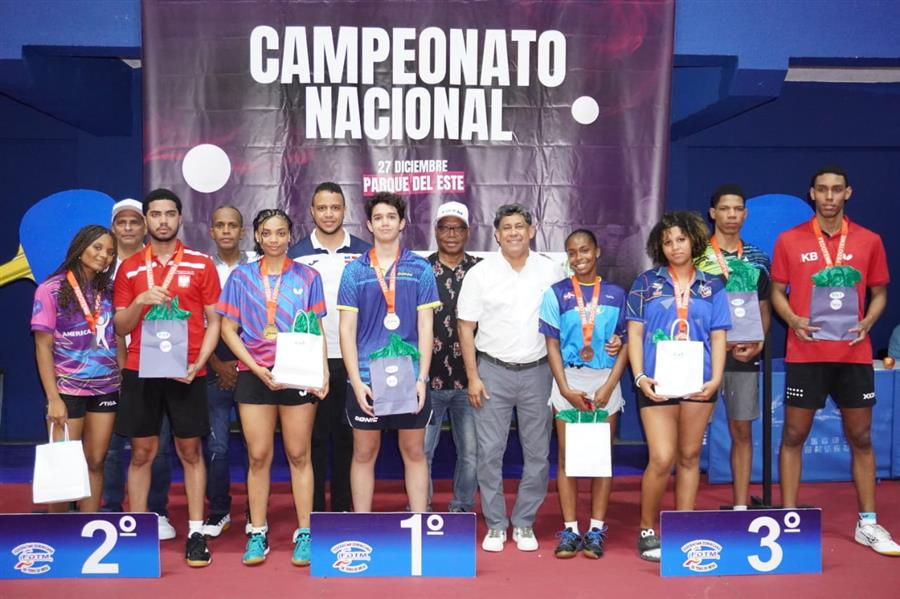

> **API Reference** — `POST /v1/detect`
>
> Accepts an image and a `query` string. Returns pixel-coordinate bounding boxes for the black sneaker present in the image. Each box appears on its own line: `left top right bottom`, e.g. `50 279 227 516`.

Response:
637 528 661 562
202 513 231 538
553 527 582 558
185 532 212 567
582 525 608 559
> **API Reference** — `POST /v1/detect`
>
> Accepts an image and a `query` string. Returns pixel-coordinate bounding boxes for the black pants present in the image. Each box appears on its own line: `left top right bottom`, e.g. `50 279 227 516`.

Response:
311 358 354 511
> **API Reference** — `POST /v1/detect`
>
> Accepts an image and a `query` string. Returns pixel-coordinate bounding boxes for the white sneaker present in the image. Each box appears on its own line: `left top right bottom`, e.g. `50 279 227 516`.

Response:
512 526 538 551
157 515 176 541
855 521 900 556
481 528 507 552
201 513 231 538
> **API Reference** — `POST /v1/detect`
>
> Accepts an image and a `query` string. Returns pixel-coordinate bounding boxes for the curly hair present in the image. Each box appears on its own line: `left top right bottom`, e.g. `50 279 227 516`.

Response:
252 208 293 256
51 225 116 315
645 211 709 266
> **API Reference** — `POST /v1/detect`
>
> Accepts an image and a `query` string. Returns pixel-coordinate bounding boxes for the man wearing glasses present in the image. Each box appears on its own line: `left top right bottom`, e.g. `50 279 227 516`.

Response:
425 202 481 513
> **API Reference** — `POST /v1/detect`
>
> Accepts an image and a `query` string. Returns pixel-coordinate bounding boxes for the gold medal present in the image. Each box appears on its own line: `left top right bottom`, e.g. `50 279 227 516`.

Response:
263 324 278 339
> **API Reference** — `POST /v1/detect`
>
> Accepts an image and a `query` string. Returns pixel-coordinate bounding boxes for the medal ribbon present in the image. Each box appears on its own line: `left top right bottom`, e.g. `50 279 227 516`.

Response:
369 247 399 315
668 266 695 335
710 236 743 280
811 216 849 267
66 270 102 336
261 256 289 331
571 275 601 350
143 242 185 292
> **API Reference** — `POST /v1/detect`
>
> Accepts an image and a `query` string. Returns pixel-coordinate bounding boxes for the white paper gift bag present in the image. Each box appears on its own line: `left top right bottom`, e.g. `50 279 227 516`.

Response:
271 332 325 390
32 423 91 504
564 421 612 477
653 319 704 399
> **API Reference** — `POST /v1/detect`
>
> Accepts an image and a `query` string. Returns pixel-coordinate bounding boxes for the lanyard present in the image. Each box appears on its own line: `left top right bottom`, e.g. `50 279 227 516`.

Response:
571 275 601 349
668 266 694 335
369 247 399 315
261 256 289 329
143 242 185 291
66 270 102 336
710 236 742 279
811 217 848 267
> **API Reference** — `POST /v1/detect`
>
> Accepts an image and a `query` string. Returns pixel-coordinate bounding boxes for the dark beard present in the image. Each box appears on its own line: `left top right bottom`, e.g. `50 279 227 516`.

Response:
149 227 179 242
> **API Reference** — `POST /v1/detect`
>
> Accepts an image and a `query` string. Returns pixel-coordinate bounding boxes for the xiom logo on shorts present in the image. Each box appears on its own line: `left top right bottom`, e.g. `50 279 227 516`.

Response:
862 392 875 400
331 540 373 573
12 542 55 575
681 539 722 573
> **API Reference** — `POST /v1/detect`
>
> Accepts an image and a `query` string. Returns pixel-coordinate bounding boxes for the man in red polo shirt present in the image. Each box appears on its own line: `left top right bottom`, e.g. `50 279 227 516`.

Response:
114 188 221 567
771 165 899 556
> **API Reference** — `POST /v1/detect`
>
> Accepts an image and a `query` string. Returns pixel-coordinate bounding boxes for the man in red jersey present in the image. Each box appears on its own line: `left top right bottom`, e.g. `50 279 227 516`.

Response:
771 166 899 556
114 188 221 567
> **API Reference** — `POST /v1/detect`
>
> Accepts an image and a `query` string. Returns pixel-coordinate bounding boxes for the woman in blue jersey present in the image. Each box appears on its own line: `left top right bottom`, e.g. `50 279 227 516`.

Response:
626 211 730 562
218 209 327 567
540 229 629 560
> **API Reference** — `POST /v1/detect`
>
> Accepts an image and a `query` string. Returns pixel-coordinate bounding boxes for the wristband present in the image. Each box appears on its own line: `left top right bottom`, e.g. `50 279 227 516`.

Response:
634 373 648 386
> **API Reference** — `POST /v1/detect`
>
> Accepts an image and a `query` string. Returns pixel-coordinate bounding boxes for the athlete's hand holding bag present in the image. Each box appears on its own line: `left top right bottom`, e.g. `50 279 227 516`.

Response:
32 423 91 504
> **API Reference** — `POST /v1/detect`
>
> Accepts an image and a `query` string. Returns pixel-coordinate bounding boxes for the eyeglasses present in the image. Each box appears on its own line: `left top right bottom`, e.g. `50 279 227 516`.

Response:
437 225 468 234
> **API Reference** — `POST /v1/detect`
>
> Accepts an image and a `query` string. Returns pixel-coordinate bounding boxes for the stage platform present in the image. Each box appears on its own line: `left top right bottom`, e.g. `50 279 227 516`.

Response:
2 476 899 597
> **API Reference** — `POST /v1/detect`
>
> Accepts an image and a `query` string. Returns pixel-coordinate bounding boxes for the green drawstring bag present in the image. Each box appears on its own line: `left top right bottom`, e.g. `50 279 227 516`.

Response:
811 265 862 287
809 265 862 341
555 408 610 423
291 310 322 335
723 257 760 293
368 334 419 416
144 296 192 320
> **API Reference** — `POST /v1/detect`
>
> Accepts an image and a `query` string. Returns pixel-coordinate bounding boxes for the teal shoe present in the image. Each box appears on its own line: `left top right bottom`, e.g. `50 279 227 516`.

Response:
242 532 269 566
292 528 311 566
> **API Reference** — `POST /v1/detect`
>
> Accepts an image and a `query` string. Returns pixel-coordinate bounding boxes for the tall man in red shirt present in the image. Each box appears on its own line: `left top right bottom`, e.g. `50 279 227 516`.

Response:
114 188 222 567
771 166 899 556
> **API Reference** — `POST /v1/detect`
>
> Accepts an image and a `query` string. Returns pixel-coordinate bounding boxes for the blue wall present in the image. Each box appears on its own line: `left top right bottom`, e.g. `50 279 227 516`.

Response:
1 1 900 440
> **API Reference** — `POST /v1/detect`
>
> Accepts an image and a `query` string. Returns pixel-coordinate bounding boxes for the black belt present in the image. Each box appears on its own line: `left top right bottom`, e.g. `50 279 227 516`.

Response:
478 352 548 372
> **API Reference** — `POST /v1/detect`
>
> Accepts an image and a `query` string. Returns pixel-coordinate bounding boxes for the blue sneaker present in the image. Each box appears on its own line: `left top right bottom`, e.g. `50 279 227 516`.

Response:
582 526 608 559
292 528 311 566
553 527 582 558
242 532 269 566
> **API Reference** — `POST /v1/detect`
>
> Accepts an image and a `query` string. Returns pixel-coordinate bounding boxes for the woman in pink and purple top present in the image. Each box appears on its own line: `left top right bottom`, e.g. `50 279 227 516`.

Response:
31 225 119 512
218 209 327 567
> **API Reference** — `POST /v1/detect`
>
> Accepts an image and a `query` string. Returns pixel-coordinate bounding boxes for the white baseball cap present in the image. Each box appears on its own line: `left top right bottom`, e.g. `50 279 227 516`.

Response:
111 198 143 222
435 201 469 226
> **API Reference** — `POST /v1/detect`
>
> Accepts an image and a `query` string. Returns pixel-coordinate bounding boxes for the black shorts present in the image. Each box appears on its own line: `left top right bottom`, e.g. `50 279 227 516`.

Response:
344 383 432 430
784 362 875 410
59 392 118 419
636 387 718 409
234 371 318 406
115 369 209 439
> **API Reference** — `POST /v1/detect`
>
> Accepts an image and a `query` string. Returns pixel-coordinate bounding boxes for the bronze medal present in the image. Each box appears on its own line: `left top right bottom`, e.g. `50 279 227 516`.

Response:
579 345 595 362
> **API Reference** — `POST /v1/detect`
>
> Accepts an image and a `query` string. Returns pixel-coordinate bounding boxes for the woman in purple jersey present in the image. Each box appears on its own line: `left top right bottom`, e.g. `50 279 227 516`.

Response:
32 225 119 512
219 209 328 567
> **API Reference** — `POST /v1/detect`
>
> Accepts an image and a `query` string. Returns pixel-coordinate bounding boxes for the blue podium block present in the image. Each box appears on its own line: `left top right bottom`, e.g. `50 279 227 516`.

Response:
709 367 894 483
661 508 821 577
0 513 159 579
311 512 476 577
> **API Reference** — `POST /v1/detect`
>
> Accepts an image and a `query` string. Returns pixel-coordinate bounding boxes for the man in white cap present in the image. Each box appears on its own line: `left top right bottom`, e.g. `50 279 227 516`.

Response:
102 198 177 541
425 201 481 512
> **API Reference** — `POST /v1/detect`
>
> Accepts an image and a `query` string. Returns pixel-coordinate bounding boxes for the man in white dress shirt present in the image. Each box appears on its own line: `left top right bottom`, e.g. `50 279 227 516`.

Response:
457 203 565 552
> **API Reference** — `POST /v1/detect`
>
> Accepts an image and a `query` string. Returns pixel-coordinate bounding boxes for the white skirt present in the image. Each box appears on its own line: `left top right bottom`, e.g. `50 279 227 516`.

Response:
548 366 624 414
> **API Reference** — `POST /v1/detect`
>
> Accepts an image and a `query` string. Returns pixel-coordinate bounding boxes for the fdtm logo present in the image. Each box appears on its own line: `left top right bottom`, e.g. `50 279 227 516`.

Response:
331 540 373 573
12 542 55 575
681 539 722 572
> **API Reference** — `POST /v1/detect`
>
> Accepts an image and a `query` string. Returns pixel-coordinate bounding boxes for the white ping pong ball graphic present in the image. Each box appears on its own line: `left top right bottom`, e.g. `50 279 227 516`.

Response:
571 96 600 125
182 144 231 193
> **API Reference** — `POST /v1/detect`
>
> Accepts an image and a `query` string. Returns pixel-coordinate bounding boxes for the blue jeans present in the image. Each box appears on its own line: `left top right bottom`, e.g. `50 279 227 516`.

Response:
204 382 236 515
424 388 477 511
101 415 172 515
